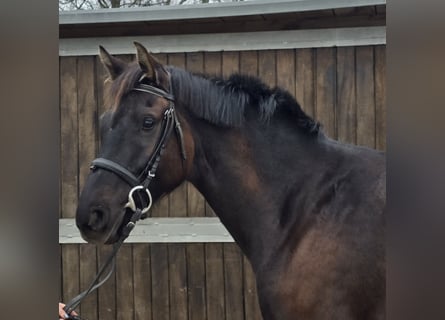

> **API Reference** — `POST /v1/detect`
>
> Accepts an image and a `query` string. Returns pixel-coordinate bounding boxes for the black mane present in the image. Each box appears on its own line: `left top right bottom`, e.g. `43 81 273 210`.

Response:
168 67 320 134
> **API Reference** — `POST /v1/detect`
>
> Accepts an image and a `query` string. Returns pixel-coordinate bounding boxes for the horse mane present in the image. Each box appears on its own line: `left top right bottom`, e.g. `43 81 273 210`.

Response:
107 63 320 135
168 67 320 135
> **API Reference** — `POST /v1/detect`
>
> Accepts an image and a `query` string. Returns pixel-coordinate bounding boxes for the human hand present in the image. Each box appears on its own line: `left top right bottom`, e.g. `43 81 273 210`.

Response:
59 302 78 319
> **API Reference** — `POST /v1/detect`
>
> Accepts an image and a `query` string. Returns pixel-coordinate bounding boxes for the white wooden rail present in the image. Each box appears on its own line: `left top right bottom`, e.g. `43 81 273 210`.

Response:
59 26 386 56
59 217 234 244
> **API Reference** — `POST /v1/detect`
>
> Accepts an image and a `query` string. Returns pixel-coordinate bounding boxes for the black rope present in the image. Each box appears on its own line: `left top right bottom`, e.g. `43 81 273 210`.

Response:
63 209 143 319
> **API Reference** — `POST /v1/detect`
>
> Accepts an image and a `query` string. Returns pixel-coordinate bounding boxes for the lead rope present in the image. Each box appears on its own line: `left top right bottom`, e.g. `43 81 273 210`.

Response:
63 203 146 320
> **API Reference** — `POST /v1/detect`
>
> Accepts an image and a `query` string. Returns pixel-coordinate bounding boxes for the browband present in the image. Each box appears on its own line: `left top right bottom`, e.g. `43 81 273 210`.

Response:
133 82 175 101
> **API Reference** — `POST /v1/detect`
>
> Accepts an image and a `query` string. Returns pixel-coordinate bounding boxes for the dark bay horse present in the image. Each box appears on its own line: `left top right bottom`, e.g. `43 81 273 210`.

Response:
76 42 385 320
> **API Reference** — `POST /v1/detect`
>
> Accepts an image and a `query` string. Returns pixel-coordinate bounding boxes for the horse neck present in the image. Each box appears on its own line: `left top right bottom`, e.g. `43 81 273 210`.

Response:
184 114 331 269
170 68 334 269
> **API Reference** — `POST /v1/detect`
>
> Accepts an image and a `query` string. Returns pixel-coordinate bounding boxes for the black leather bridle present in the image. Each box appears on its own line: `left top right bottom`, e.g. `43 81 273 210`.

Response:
63 77 187 320
91 80 187 213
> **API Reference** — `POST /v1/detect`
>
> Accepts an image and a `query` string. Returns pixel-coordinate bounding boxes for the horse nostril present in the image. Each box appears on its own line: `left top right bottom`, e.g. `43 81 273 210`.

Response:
88 206 108 231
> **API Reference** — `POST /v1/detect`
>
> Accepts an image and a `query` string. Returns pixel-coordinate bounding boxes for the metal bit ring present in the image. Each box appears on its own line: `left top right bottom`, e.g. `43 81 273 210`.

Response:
124 186 152 214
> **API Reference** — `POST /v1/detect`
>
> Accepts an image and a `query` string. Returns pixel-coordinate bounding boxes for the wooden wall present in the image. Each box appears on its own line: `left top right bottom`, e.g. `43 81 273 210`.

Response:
60 45 386 320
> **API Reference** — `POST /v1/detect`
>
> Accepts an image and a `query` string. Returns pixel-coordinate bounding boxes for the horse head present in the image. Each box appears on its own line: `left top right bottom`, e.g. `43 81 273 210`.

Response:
76 43 194 244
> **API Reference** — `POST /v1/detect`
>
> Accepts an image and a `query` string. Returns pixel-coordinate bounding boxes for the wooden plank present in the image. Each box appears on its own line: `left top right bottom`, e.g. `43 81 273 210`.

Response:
133 244 152 320
308 8 336 18
169 243 188 320
376 4 386 14
60 56 78 218
204 51 222 77
61 10 386 39
336 47 357 144
151 244 170 320
97 245 117 320
334 7 356 16
354 5 377 15
186 51 204 77
224 244 244 320
61 245 80 313
335 5 385 16
60 27 387 56
297 12 385 30
277 49 296 96
374 45 386 151
59 246 63 300
79 244 98 319
168 52 186 70
187 244 207 320
356 46 376 148
77 56 97 192
315 47 337 138
295 48 316 118
116 244 134 320
240 51 258 77
258 50 276 87
60 57 80 315
121 53 135 63
205 243 225 320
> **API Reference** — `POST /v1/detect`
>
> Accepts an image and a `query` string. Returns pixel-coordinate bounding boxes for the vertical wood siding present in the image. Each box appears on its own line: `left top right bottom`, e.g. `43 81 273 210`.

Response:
60 45 386 319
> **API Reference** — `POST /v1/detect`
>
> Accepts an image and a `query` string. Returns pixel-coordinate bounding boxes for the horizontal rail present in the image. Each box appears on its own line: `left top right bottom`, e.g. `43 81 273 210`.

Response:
59 0 386 25
59 217 234 244
59 26 386 56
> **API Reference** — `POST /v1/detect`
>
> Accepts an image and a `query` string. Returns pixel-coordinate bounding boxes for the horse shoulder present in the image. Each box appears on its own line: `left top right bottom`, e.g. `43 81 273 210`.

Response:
255 149 385 319
257 218 384 319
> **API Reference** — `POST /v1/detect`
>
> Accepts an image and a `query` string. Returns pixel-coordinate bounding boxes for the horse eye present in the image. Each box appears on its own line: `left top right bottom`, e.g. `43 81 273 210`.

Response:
142 117 156 130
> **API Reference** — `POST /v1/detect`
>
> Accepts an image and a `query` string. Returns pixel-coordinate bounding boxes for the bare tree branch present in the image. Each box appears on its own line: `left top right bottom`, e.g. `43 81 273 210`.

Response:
75 0 88 10
97 0 109 8
59 0 245 11
128 0 140 7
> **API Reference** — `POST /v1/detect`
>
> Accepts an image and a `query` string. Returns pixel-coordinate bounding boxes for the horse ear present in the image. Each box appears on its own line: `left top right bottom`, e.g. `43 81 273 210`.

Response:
134 41 169 90
99 46 126 80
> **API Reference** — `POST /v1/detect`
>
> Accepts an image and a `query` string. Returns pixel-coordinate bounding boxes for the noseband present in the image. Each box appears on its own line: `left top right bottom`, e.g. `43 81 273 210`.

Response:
90 79 187 215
